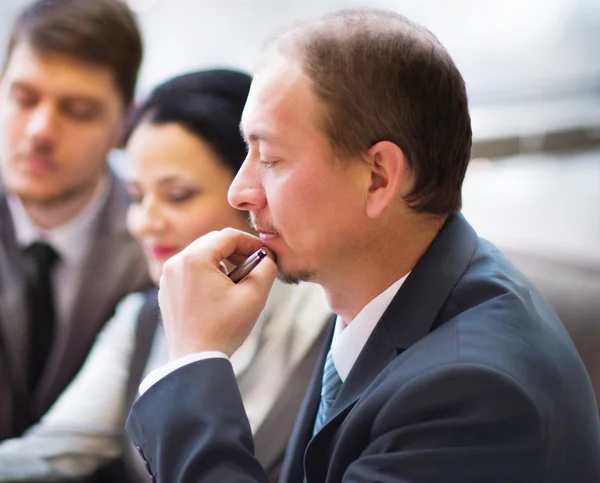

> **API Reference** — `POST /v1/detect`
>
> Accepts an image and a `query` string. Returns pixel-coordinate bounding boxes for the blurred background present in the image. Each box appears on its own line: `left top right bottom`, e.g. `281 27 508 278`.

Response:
0 0 598 321
2 0 596 259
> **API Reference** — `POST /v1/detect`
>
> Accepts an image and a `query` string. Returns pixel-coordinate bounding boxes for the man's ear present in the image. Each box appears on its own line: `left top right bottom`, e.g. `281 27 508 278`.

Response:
364 140 411 219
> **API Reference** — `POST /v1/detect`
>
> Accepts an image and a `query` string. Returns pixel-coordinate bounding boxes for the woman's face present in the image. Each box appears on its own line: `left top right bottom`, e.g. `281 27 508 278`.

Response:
125 121 248 283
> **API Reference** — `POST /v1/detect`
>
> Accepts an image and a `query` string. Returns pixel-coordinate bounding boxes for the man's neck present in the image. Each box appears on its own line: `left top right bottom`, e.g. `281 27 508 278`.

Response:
322 214 448 324
20 178 104 230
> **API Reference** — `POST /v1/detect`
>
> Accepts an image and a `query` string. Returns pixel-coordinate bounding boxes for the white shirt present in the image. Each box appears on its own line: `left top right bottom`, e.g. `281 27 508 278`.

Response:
7 175 110 327
140 273 409 394
331 273 409 381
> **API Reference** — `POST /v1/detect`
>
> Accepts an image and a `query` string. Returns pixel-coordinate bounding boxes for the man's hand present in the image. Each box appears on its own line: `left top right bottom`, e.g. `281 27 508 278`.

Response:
158 228 278 359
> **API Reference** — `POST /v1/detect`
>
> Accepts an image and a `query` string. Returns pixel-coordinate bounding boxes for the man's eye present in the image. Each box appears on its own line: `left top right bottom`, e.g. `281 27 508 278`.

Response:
260 160 276 169
62 101 101 121
10 88 37 108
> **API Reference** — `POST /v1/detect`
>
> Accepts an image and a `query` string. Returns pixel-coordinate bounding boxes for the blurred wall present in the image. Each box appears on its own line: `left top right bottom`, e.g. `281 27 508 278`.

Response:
1 0 599 104
0 0 598 259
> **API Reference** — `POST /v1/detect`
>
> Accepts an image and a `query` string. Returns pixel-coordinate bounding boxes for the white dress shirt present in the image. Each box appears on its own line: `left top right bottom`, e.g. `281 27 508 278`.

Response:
7 175 110 327
331 273 409 381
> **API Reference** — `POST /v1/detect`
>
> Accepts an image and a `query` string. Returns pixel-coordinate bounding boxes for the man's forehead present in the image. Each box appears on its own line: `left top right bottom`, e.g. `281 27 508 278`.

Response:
242 55 318 138
3 41 121 101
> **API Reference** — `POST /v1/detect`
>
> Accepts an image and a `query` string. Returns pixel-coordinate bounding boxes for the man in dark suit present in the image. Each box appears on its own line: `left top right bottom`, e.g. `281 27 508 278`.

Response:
0 0 150 441
126 9 600 482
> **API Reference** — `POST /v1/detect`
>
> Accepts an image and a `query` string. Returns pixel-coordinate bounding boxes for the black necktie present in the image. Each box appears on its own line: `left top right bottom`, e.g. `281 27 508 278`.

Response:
23 241 60 391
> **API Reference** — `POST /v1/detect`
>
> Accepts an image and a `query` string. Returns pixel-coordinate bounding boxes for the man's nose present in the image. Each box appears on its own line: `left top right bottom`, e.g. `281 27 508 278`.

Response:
25 104 59 147
228 157 266 212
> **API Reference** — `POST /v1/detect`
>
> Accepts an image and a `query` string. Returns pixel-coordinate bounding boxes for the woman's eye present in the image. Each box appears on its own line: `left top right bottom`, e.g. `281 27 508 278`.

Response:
169 190 196 203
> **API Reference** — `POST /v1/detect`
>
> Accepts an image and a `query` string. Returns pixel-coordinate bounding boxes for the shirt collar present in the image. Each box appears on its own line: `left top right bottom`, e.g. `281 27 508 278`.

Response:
7 174 110 266
331 273 410 381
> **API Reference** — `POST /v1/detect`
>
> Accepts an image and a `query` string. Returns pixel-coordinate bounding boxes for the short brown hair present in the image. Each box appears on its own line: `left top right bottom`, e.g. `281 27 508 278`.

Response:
4 0 143 108
266 9 472 214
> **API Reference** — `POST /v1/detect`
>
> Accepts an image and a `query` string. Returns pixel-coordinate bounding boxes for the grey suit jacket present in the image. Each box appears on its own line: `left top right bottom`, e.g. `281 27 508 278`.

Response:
0 171 151 440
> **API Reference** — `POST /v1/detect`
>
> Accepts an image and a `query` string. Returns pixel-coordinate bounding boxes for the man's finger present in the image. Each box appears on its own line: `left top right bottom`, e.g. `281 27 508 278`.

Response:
214 228 264 262
226 253 255 266
184 228 263 268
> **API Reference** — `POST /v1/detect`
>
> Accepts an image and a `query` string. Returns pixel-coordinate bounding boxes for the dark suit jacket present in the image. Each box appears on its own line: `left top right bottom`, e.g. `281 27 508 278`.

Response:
502 249 600 411
126 214 600 482
0 172 151 440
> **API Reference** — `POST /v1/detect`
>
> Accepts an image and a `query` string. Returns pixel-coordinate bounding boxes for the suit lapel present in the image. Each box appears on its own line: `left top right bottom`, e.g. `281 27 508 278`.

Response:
301 214 478 480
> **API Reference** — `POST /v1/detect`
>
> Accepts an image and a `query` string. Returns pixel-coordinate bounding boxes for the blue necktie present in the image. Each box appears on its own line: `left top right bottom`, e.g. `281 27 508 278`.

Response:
313 348 343 435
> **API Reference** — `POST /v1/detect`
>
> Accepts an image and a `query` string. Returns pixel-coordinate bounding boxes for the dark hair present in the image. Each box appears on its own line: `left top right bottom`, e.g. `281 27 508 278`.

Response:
4 0 143 108
266 9 472 214
126 69 252 176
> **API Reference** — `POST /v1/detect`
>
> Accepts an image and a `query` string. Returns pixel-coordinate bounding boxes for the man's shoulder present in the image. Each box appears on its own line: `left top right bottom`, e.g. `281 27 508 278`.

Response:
373 235 589 402
436 237 580 374
446 236 565 338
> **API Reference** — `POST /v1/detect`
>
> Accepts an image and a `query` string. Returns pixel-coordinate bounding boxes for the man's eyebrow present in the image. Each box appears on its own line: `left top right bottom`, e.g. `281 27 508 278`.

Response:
61 95 104 105
239 123 271 144
11 80 104 105
10 80 36 93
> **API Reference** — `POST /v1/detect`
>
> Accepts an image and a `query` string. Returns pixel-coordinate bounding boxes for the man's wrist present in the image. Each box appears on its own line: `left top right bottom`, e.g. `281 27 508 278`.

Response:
139 351 229 395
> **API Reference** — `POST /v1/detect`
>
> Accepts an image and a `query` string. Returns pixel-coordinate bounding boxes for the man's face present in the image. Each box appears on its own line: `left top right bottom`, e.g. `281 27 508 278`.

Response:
0 41 124 204
228 54 367 284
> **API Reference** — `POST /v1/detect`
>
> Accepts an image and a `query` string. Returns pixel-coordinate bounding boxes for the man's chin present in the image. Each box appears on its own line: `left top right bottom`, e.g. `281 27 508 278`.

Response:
13 187 70 205
276 270 314 285
11 177 97 206
269 249 315 284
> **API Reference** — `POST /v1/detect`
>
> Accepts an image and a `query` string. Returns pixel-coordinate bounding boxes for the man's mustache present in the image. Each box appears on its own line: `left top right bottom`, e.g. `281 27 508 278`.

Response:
247 213 281 237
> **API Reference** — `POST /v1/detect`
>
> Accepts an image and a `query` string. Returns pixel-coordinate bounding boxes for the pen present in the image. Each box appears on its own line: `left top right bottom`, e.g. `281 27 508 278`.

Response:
227 247 268 283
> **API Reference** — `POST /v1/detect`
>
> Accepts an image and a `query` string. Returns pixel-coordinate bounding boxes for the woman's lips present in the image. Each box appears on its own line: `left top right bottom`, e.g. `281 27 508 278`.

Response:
149 245 178 259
